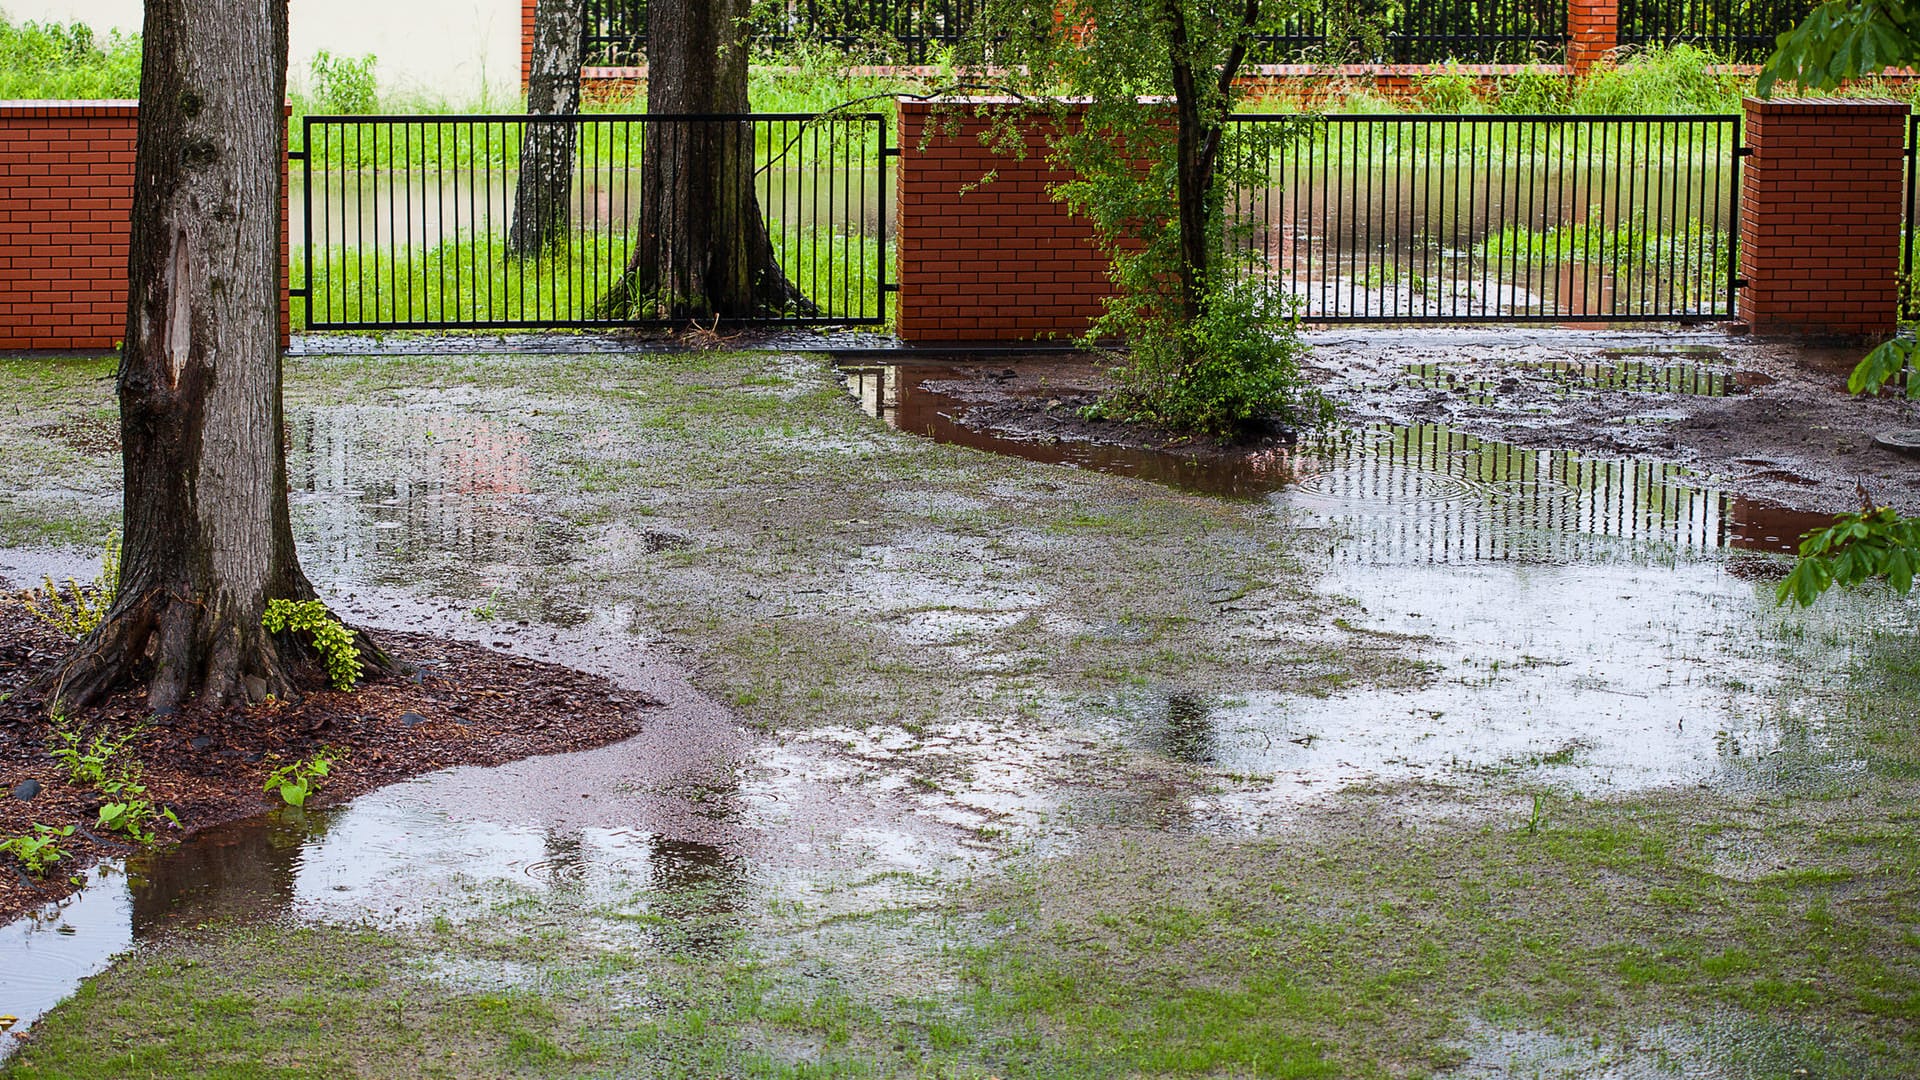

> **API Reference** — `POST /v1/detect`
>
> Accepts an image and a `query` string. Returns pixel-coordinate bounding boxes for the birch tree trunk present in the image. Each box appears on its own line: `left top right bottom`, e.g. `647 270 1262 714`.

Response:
594 0 817 319
508 0 586 256
37 0 388 715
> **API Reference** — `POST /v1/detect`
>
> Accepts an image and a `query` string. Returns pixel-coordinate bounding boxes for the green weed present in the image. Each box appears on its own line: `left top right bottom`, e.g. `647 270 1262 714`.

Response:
0 824 75 877
262 599 362 690
22 534 120 640
262 749 338 808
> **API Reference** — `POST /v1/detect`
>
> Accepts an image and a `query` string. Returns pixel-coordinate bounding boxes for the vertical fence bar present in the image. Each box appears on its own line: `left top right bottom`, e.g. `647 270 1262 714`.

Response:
1907 114 1918 319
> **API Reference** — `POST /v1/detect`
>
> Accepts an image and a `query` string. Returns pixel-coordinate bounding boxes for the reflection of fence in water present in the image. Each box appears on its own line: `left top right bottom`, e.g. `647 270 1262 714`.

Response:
289 408 535 579
840 365 1817 562
1297 424 1733 563
1227 115 1740 322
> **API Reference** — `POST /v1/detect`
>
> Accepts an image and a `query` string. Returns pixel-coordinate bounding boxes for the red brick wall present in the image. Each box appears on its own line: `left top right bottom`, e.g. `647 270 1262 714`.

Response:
895 98 1115 343
1737 97 1908 336
0 102 138 350
0 102 290 352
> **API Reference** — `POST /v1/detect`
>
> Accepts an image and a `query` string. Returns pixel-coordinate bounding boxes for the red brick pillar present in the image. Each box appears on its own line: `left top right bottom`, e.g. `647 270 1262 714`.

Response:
1566 0 1617 79
894 98 1114 343
520 0 538 94
1738 97 1908 337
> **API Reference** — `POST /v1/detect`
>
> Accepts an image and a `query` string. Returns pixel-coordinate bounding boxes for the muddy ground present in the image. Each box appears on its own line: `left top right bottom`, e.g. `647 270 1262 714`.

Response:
942 328 1920 516
0 589 655 924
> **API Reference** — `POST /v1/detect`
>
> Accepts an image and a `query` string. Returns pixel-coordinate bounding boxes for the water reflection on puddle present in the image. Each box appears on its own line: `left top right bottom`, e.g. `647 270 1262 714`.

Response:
840 360 1827 557
839 359 1875 811
0 782 746 1045
287 404 576 588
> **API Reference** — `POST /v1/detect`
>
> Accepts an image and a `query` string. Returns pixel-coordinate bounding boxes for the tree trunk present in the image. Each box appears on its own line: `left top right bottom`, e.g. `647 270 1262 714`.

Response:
35 0 389 716
594 0 817 320
508 0 586 256
1162 0 1259 347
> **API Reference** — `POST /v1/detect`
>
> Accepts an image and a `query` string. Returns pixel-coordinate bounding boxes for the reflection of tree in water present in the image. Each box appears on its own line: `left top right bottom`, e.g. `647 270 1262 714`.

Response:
647 838 748 958
128 810 334 938
1157 691 1219 766
532 828 590 894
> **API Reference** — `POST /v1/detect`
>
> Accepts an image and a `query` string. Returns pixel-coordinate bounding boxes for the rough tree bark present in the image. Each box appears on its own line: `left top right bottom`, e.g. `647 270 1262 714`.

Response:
594 0 817 319
1162 0 1259 328
508 0 586 256
35 0 389 715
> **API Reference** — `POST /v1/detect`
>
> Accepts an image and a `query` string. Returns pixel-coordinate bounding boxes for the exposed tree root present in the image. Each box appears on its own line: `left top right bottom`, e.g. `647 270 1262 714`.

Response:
28 586 399 717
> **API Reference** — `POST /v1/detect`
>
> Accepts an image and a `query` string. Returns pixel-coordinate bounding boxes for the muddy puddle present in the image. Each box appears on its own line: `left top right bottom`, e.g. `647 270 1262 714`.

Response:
0 564 965 1048
841 359 1827 557
838 358 1900 818
0 794 747 1046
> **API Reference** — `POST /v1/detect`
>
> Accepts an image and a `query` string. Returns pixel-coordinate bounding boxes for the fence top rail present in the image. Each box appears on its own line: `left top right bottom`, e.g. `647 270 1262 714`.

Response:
301 111 888 125
1228 112 1743 124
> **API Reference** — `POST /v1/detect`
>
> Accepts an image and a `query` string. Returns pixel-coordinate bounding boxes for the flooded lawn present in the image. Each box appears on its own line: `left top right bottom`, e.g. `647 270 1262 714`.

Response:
0 339 1915 1077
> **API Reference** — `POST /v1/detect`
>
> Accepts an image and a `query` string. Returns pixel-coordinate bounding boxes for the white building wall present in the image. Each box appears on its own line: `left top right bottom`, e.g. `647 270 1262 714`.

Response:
2 0 523 103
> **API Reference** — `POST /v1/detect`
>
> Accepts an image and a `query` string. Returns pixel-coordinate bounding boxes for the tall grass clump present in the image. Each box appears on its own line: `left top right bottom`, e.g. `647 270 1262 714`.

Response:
748 37 945 118
1572 44 1746 114
0 14 140 99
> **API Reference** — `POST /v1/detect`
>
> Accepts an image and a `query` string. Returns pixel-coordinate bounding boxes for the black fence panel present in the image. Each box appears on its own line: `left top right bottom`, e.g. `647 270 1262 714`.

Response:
1255 0 1568 63
1227 114 1742 323
583 0 648 67
583 0 1561 66
293 112 889 330
1906 113 1919 320
1617 0 1814 62
585 0 983 65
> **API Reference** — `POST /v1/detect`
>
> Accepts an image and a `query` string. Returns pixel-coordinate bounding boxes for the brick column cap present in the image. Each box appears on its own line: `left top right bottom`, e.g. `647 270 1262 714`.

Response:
0 100 140 116
1743 96 1911 115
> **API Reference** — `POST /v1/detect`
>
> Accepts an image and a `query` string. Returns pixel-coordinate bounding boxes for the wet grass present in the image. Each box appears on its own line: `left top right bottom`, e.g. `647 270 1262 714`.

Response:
0 356 120 551
298 223 884 328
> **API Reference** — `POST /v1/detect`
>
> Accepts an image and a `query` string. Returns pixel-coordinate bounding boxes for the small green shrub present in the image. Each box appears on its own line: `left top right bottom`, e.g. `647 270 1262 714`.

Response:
263 750 337 808
262 599 363 690
22 535 119 639
1093 279 1331 437
310 50 378 114
0 825 75 877
96 797 174 844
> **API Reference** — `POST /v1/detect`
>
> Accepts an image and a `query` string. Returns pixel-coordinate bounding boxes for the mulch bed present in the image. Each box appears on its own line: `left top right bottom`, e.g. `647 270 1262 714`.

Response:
0 590 657 925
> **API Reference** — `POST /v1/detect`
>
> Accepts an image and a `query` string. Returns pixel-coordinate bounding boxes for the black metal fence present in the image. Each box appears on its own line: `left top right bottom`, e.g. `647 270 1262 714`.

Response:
292 112 890 330
1227 114 1742 322
584 0 983 66
1905 113 1920 321
1618 0 1814 62
1255 0 1567 64
580 0 1805 66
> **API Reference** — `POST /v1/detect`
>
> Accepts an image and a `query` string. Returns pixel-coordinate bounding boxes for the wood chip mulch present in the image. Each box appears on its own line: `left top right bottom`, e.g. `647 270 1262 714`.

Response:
0 591 658 925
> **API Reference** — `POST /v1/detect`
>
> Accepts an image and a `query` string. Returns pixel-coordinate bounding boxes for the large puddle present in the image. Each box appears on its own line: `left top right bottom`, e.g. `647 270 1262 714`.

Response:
837 357 1886 823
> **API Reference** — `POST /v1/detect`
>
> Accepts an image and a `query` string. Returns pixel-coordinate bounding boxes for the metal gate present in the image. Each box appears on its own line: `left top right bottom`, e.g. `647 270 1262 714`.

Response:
290 111 890 331
1228 113 1743 323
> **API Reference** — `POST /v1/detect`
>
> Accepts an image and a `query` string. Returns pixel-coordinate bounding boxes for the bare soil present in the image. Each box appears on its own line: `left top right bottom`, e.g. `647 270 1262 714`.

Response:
0 586 659 924
923 332 1920 515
